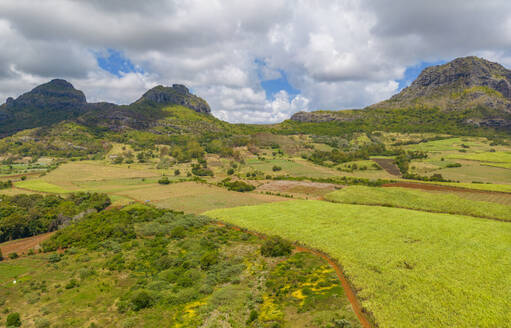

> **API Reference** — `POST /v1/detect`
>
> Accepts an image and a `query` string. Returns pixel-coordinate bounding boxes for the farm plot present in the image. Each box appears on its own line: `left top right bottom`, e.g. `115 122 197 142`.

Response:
117 181 288 214
325 186 511 221
205 201 511 328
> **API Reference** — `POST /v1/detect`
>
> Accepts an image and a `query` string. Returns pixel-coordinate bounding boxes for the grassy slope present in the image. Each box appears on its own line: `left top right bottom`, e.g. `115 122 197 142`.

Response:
205 201 511 328
324 186 511 221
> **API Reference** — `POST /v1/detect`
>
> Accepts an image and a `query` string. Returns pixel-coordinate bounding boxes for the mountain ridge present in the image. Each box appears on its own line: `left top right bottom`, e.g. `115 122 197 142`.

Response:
0 80 211 137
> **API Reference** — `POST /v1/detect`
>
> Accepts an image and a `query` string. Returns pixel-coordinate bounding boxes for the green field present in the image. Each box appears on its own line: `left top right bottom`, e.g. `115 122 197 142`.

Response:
14 180 73 193
325 186 511 221
448 151 511 163
205 201 511 328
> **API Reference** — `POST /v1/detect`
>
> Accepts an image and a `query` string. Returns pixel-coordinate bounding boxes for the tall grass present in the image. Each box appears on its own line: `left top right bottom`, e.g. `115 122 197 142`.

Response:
205 201 511 328
325 186 511 221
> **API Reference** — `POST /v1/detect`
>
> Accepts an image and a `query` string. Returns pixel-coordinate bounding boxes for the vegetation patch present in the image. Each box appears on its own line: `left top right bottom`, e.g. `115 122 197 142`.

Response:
205 200 511 328
325 186 511 221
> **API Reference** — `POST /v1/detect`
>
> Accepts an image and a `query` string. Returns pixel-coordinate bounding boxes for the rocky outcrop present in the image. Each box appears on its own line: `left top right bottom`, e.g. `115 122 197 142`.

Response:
135 84 211 114
371 56 511 114
290 110 360 123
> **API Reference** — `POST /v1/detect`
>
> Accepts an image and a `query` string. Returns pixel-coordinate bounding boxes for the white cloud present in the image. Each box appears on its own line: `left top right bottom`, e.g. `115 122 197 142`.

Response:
0 0 510 122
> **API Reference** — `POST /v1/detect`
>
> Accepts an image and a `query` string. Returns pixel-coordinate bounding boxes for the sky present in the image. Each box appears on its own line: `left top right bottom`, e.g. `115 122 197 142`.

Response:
0 1 511 123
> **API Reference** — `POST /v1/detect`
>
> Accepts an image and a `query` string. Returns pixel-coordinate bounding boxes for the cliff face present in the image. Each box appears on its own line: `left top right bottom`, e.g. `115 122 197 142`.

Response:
135 84 211 114
291 56 511 127
371 56 511 113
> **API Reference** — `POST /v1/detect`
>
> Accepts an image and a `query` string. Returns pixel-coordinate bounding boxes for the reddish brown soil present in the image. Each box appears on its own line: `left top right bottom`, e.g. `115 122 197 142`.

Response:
372 158 401 176
0 232 55 259
215 221 373 328
384 181 503 194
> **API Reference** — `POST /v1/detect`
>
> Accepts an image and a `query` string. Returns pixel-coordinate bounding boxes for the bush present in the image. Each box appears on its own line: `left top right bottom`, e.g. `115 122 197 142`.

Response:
34 317 50 328
224 180 255 192
272 165 282 172
0 249 3 261
200 251 219 269
130 290 153 311
174 169 180 176
48 254 61 263
158 176 170 185
8 252 18 259
260 236 292 257
247 310 258 324
446 163 462 168
6 312 21 327
227 168 235 175
65 279 79 289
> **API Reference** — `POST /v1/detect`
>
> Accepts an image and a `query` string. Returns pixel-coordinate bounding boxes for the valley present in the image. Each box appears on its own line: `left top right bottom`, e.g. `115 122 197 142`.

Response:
0 56 510 327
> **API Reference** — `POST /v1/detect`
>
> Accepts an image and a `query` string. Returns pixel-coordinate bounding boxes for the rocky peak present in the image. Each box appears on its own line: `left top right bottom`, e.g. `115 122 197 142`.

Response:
5 79 86 109
135 84 211 114
371 56 511 114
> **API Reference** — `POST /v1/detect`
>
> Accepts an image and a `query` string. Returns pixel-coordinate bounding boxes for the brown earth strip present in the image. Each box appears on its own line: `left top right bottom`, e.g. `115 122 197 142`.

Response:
384 181 509 194
215 221 373 328
372 158 401 176
0 232 55 259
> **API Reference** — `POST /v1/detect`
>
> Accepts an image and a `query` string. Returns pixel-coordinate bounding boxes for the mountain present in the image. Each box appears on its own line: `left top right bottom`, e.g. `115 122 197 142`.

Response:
371 56 511 113
0 79 88 136
0 80 211 137
291 56 511 129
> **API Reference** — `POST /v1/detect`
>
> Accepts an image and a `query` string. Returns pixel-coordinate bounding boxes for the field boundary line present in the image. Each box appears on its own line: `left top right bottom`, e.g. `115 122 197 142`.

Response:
214 221 375 328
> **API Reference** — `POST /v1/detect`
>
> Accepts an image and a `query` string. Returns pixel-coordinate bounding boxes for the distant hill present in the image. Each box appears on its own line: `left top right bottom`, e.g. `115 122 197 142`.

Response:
291 56 511 129
0 80 211 137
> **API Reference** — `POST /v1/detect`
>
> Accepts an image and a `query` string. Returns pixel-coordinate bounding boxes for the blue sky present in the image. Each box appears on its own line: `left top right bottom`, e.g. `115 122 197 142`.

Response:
96 49 140 77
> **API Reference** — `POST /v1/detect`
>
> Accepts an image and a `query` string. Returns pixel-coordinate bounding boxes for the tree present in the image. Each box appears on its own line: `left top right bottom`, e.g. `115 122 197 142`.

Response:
260 236 292 257
6 312 21 327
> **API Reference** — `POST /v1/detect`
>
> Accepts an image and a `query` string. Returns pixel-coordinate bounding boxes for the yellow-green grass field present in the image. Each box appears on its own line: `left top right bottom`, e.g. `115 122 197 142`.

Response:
404 137 495 153
14 180 73 193
433 160 511 184
205 201 511 328
325 186 511 221
244 158 335 178
447 151 511 163
404 180 511 193
124 182 288 214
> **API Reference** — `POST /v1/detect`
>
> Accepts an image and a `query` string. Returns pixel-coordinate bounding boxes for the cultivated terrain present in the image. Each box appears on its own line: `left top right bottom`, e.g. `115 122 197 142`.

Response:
0 56 510 328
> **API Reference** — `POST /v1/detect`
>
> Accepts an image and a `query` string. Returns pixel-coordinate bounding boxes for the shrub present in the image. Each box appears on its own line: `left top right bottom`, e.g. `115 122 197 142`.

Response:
65 279 79 289
247 310 258 324
227 168 235 175
446 163 462 168
48 254 61 263
34 317 50 328
130 290 153 311
224 180 255 192
20 176 27 181
272 165 282 172
174 169 180 176
158 176 170 185
260 236 292 257
6 312 21 327
200 251 219 269
0 249 3 261
8 252 18 259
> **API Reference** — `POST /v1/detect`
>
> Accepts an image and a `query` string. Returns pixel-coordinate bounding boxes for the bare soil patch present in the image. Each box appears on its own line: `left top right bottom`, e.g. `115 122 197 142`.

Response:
0 232 55 258
372 158 401 176
257 180 340 198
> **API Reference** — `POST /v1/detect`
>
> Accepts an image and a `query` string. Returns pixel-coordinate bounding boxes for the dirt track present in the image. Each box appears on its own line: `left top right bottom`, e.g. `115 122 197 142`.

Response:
216 222 373 328
0 232 55 258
